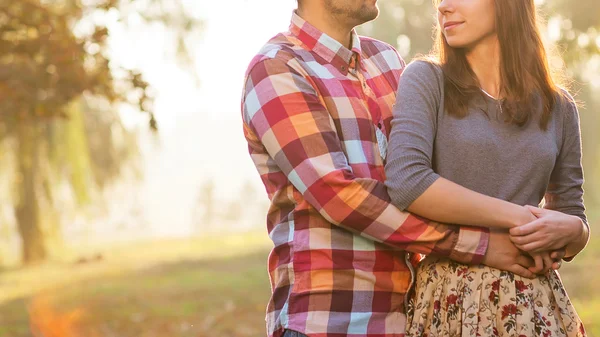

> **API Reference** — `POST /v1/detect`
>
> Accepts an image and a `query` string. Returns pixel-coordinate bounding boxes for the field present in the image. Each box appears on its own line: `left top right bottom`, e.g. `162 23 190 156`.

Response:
0 226 598 337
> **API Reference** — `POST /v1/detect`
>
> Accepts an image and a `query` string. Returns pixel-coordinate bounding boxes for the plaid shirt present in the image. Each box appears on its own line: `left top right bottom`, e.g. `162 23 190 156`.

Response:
242 12 489 337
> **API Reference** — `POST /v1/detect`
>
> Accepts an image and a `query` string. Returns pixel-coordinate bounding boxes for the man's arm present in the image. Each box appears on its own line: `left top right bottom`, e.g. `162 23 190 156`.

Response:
242 54 488 264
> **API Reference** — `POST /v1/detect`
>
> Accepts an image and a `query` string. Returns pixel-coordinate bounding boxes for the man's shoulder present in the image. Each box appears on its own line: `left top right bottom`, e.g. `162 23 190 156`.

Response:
358 36 405 70
244 33 303 78
358 35 397 53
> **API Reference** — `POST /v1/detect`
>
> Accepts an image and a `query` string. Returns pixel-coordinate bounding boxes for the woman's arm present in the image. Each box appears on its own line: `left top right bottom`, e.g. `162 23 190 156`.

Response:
509 93 590 259
406 179 535 229
385 60 533 230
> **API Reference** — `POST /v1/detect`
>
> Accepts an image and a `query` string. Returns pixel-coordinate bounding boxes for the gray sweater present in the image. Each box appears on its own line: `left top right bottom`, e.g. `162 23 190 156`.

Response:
384 60 587 225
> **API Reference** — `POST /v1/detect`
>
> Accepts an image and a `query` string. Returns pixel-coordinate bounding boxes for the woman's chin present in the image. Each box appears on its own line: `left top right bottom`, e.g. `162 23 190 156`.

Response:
446 39 469 49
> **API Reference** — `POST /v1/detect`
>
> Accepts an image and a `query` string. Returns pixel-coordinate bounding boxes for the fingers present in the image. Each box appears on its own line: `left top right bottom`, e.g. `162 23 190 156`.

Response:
512 234 552 253
524 205 545 216
541 254 554 273
509 219 544 236
510 233 541 246
550 249 566 261
551 248 566 270
511 264 536 279
516 255 535 269
529 254 544 274
552 260 562 270
520 253 541 274
515 241 546 254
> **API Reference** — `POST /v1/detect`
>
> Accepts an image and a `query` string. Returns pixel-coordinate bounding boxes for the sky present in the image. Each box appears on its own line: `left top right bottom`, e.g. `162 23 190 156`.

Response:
93 1 297 237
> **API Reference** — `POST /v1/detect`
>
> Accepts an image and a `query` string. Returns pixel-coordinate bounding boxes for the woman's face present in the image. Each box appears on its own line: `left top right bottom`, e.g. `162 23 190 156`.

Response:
437 0 497 49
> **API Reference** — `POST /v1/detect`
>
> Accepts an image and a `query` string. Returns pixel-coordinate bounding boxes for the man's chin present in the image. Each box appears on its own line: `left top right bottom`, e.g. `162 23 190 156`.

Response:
355 8 379 25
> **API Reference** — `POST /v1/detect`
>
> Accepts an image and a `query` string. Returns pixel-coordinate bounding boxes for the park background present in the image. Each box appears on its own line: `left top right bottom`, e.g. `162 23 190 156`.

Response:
0 0 598 336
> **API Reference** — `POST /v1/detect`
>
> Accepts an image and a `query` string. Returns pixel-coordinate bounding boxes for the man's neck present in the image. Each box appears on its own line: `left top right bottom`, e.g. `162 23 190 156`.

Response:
466 36 502 98
296 8 353 49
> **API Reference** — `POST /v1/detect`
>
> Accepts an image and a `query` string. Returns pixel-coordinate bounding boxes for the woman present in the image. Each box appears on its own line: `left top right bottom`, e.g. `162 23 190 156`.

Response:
384 0 590 336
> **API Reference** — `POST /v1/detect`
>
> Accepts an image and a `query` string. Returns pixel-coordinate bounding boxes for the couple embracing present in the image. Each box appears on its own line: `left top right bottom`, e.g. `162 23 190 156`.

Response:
241 0 590 336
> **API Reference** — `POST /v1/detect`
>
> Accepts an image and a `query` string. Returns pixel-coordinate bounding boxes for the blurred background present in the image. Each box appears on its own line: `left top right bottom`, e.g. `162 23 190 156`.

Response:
0 0 597 336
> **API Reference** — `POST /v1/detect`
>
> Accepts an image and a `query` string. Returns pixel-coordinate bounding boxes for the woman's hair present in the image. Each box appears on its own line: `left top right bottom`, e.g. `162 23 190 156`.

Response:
430 0 568 129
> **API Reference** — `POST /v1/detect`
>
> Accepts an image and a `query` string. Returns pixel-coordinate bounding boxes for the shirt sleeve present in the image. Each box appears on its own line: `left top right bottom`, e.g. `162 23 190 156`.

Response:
544 93 588 260
242 55 489 264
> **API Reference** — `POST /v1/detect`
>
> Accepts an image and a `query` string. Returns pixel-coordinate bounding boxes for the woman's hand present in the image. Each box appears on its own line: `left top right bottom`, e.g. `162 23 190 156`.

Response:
509 206 586 253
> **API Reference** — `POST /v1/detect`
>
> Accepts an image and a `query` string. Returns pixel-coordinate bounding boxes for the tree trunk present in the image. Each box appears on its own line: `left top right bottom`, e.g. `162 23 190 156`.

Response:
15 121 47 264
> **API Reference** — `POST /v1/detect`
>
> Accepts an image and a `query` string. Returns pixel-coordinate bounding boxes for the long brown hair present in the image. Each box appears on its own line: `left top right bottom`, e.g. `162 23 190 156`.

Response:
431 0 566 129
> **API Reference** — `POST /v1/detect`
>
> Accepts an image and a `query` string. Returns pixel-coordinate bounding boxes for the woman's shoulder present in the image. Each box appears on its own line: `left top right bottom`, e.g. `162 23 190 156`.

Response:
546 88 581 137
553 87 579 120
555 87 577 108
400 58 445 97
402 58 444 80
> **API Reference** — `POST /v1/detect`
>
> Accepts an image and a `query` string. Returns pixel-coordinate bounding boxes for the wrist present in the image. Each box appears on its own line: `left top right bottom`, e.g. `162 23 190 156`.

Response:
508 206 535 228
569 216 586 243
565 217 589 259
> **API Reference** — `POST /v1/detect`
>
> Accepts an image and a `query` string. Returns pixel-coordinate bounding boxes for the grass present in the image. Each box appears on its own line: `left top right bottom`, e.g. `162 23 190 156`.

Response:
0 226 598 337
0 232 273 337
558 215 600 337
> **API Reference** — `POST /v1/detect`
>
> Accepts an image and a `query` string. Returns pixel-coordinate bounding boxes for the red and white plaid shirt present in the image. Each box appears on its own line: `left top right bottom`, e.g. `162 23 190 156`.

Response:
241 12 489 337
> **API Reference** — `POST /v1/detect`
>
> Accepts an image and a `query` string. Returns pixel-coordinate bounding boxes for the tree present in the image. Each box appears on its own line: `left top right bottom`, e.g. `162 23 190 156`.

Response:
0 0 202 264
197 180 216 232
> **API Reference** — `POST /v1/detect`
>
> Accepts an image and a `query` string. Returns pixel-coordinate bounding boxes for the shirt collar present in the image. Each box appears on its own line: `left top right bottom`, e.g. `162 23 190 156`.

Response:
289 11 362 74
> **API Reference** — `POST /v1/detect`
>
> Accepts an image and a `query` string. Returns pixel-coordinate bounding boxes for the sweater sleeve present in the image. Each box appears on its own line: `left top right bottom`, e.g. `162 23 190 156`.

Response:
544 92 588 261
385 60 443 211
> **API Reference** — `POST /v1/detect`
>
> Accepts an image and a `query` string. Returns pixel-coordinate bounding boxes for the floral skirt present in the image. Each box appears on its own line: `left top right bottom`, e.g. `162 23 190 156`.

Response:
405 256 586 337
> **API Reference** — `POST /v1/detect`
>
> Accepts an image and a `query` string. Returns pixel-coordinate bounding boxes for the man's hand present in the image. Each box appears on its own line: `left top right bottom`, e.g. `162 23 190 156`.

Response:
483 229 537 279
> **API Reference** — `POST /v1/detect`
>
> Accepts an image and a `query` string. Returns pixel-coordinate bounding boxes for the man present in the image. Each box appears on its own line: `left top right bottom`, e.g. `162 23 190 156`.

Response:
241 1 560 336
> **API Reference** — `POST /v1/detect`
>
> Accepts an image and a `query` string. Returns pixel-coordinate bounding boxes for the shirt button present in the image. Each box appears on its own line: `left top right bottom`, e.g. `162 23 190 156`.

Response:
341 65 347 71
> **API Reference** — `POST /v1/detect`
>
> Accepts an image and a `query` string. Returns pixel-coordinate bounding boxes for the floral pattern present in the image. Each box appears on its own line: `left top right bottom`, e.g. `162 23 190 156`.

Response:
405 256 586 337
